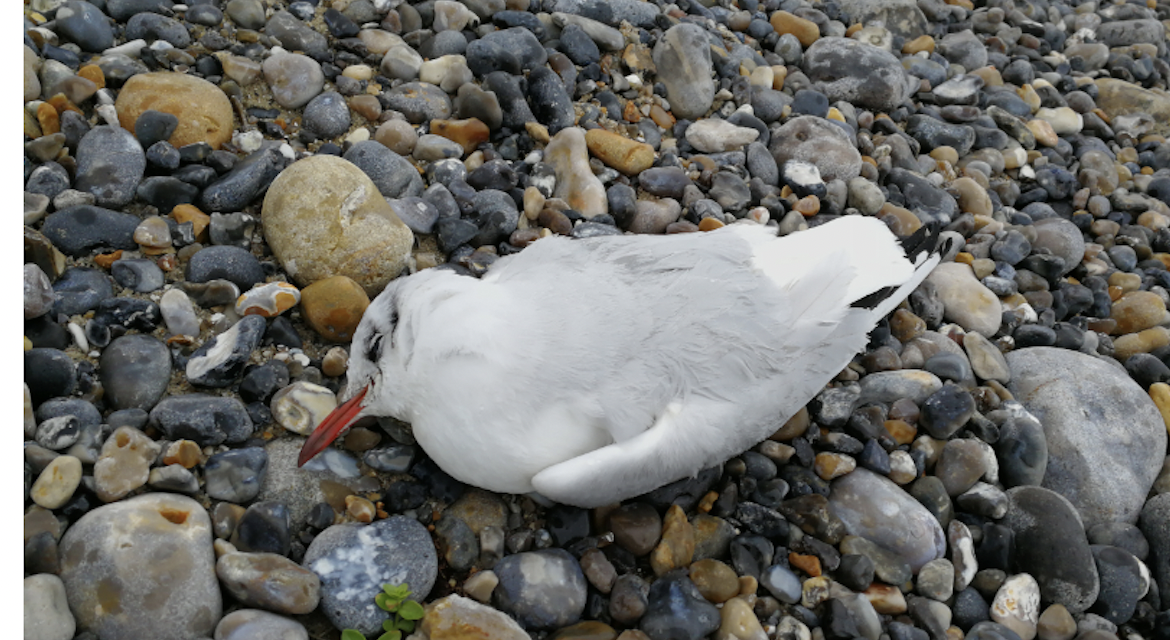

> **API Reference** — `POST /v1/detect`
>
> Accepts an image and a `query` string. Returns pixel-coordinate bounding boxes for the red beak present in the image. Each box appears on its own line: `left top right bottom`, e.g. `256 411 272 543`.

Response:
298 385 369 466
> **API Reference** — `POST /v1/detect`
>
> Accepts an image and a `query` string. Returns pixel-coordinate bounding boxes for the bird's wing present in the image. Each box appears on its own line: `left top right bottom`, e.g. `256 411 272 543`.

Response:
525 218 936 506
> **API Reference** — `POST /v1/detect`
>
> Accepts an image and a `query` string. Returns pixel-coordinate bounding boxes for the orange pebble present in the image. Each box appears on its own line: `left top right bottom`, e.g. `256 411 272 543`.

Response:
47 94 82 115
698 217 725 231
78 64 106 90
794 195 820 216
36 102 60 135
789 552 822 577
172 204 211 242
623 100 642 123
93 250 123 270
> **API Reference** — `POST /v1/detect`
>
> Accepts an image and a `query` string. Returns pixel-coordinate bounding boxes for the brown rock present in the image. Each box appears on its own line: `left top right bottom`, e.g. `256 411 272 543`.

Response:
770 11 819 47
789 551 822 577
374 119 417 155
261 155 414 296
1113 326 1170 361
430 117 490 155
650 504 694 576
172 204 211 242
718 597 769 640
952 176 992 216
902 35 935 54
608 502 662 556
584 128 655 176
1026 119 1059 147
421 594 528 640
216 551 320 614
884 419 917 445
689 558 740 603
300 275 371 342
115 72 234 150
550 620 618 640
1112 291 1168 334
36 102 59 135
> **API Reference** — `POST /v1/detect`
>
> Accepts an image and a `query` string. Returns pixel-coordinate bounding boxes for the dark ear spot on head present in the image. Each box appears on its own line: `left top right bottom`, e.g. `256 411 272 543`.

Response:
366 333 384 364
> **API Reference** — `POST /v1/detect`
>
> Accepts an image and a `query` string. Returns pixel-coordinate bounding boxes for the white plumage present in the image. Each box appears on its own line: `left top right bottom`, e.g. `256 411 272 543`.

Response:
300 215 943 507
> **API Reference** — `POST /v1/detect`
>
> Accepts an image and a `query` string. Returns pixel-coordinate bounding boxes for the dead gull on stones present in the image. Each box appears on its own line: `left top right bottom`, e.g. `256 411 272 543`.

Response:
299 215 947 507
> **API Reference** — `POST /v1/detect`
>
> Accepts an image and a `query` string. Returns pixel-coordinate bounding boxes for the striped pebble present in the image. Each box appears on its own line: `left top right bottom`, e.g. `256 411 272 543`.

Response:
236 281 300 318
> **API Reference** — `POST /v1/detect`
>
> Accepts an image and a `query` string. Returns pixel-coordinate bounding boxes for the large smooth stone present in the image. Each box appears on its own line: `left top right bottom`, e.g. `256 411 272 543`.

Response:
1006 347 1167 527
836 0 928 39
303 516 437 637
58 494 222 639
115 72 234 150
768 116 862 183
803 38 917 112
828 468 946 572
1094 78 1170 137
262 155 413 297
1003 486 1100 613
74 126 145 208
652 23 715 120
544 127 607 218
923 262 1002 337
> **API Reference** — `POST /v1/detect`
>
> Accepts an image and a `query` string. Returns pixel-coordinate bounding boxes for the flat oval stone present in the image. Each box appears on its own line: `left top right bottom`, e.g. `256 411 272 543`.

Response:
924 262 1003 337
74 126 145 208
24 574 75 640
1006 347 1167 527
216 551 320 615
828 468 946 572
262 155 413 297
100 334 171 411
343 140 424 199
1003 486 1100 613
58 494 221 640
52 267 113 315
804 38 916 112
149 394 253 446
116 71 232 149
196 145 281 209
991 573 1041 640
652 23 715 120
42 205 141 257
420 594 528 639
303 516 437 637
205 447 268 503
262 52 325 109
769 116 862 183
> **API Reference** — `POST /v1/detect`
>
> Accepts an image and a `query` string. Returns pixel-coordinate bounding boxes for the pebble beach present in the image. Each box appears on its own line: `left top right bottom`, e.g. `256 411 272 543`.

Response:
18 0 1170 638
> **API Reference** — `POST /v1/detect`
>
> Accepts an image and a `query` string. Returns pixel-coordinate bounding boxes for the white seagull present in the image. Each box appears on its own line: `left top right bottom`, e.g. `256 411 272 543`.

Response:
299 215 947 508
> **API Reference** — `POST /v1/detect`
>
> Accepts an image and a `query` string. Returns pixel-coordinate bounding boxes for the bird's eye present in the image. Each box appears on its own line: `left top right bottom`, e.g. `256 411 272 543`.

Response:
366 334 384 363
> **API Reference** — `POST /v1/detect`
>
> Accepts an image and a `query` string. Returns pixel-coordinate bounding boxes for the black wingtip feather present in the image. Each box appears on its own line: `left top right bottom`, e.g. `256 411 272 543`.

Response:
851 220 949 311
899 219 944 264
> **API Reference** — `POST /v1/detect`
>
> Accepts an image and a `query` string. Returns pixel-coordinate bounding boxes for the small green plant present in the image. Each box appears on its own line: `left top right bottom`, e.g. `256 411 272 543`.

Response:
340 583 425 640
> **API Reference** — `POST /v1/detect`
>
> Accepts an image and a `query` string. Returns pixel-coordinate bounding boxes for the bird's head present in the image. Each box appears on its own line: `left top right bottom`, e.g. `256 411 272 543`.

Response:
297 278 413 466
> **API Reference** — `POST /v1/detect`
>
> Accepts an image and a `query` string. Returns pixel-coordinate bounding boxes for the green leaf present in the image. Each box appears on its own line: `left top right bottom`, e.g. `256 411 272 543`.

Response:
375 593 392 611
396 619 416 633
341 630 366 640
383 584 411 600
398 600 425 621
384 619 397 632
376 630 401 640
